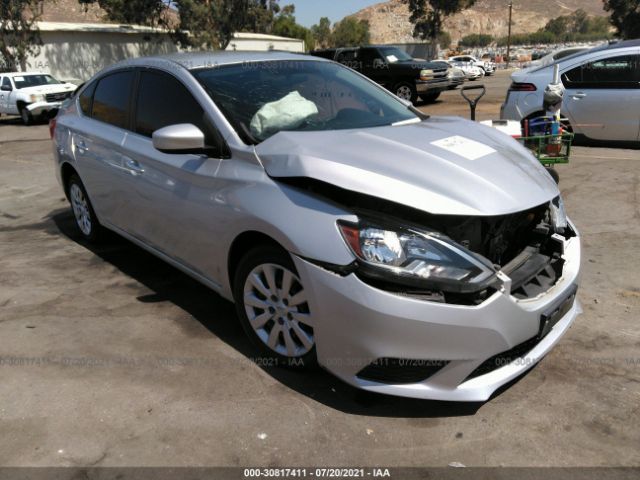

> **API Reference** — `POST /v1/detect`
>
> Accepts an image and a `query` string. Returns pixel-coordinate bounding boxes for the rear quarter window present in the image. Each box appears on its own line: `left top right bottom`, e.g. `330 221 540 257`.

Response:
91 71 135 129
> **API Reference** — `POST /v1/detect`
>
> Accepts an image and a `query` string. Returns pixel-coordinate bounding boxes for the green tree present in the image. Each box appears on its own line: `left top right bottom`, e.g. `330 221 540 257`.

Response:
603 0 640 39
271 5 314 51
173 0 286 50
311 17 332 49
403 0 476 41
0 0 45 71
78 0 168 27
436 30 452 48
459 33 492 47
331 17 370 47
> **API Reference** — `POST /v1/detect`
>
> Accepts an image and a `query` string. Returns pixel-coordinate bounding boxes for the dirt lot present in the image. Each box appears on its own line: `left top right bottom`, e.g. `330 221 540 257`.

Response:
0 71 639 468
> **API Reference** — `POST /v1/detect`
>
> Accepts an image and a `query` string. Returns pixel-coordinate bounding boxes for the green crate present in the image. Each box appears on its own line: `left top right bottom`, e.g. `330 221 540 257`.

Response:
517 133 574 165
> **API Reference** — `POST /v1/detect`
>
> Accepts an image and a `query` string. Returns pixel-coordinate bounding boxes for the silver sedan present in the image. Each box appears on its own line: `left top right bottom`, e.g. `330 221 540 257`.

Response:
51 52 581 401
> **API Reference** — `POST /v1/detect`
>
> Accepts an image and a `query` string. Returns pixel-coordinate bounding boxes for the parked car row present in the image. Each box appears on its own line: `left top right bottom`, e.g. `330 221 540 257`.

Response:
0 72 77 125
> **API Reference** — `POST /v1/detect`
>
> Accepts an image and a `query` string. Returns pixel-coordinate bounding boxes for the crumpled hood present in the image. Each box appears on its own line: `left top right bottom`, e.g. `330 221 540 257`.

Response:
255 116 559 216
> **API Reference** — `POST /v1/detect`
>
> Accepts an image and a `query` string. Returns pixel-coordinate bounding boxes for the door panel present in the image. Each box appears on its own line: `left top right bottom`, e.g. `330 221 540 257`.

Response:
562 54 640 141
118 68 236 280
69 70 137 230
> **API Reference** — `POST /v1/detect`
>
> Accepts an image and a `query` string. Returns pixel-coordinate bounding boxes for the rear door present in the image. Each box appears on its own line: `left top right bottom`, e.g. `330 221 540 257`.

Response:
70 70 138 230
562 53 640 141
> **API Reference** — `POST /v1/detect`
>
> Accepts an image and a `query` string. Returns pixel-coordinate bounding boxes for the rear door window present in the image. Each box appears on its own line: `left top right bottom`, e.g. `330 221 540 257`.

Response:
563 55 640 89
78 81 97 116
91 71 135 129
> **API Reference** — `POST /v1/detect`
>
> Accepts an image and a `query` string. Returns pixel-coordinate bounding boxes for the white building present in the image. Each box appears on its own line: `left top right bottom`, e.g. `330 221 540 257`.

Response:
26 23 305 84
226 32 305 53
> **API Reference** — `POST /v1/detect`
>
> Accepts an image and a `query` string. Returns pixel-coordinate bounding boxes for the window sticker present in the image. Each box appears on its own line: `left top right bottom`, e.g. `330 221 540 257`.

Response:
431 136 496 160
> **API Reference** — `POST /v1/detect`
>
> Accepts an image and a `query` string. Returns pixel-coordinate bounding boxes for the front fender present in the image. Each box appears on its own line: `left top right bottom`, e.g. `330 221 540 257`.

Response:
219 179 357 297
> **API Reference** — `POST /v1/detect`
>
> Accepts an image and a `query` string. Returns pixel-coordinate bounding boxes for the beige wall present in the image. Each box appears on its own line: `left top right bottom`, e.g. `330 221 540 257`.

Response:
28 30 178 83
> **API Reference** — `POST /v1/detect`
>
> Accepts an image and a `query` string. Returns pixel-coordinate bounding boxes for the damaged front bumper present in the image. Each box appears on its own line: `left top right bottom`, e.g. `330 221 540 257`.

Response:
26 101 63 117
292 226 581 402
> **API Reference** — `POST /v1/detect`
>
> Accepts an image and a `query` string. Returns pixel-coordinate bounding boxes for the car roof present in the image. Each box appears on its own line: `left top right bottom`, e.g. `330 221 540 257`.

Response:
126 51 326 71
561 39 640 61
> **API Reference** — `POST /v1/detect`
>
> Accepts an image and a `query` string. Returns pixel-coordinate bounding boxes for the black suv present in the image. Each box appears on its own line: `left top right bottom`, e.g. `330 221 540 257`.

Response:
310 46 450 104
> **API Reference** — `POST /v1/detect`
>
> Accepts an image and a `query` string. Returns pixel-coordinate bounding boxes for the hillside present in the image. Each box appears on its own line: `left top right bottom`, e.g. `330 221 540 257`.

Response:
351 0 608 44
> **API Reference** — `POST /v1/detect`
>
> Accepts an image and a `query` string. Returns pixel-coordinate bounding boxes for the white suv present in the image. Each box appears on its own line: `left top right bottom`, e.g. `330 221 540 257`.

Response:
501 40 640 143
0 72 77 125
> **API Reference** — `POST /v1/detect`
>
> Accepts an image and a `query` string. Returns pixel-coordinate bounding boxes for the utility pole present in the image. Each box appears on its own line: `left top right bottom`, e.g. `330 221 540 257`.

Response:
506 2 513 69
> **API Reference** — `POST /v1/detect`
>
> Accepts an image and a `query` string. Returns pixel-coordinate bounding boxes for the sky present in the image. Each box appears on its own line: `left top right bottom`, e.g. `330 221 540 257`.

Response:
288 0 381 27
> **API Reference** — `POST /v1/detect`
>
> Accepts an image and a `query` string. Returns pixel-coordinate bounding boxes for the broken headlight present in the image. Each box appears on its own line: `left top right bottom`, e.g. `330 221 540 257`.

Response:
550 196 568 233
338 220 497 293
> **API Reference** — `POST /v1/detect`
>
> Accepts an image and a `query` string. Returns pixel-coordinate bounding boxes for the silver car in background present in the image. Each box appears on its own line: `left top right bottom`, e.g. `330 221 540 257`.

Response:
52 52 581 401
501 40 640 143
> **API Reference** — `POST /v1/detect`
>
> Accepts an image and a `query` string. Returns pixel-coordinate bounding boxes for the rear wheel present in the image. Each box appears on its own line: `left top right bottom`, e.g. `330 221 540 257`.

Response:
67 174 101 242
394 82 417 104
233 245 316 369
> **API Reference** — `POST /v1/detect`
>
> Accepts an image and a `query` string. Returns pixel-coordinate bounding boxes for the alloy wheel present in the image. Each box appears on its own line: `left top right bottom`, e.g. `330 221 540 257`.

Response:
70 183 92 236
243 263 314 357
396 85 413 101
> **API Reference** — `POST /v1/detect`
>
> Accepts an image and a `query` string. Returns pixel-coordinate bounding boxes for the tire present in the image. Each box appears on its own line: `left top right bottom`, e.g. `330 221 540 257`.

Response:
19 106 32 126
67 174 101 242
546 167 560 184
394 82 417 104
421 91 441 103
233 245 317 369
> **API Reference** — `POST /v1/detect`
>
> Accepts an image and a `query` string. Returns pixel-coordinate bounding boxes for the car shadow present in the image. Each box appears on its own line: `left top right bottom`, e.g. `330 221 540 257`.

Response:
43 207 533 418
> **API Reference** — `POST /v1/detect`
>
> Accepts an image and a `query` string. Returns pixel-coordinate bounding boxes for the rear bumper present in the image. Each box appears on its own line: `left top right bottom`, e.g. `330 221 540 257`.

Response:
292 232 581 402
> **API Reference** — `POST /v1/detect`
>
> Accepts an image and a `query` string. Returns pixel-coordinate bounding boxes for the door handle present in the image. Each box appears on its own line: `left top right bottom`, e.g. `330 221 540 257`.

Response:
123 157 145 175
572 92 587 99
76 140 89 153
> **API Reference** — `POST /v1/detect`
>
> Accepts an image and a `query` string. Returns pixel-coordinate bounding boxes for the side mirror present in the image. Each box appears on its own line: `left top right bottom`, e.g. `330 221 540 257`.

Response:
1 85 12 92
152 124 205 153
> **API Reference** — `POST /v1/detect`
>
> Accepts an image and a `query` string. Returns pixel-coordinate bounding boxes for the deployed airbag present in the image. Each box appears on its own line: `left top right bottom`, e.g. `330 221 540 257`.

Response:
250 91 318 140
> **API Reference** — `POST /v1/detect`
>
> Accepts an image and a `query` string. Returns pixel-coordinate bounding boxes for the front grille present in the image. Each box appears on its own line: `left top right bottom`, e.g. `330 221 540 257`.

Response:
357 358 449 384
464 336 541 382
45 91 72 102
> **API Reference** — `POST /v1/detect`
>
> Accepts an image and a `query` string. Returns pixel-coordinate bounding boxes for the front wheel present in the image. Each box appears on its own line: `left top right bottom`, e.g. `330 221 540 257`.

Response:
19 106 32 126
421 91 441 103
233 246 317 369
67 174 101 242
394 82 417 104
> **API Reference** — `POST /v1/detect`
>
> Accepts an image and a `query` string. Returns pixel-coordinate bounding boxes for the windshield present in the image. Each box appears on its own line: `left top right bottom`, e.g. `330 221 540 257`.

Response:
378 47 413 63
193 60 419 143
13 74 61 89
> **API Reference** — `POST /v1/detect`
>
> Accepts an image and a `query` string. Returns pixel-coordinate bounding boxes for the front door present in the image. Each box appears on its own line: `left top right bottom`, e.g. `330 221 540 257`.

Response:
119 69 233 280
562 53 640 142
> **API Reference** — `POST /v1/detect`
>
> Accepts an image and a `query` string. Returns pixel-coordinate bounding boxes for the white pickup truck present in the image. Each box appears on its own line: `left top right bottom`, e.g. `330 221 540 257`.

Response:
0 72 77 125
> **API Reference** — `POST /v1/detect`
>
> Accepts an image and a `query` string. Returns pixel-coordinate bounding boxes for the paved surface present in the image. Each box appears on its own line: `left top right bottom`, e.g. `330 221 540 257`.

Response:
0 74 639 467
418 69 514 121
